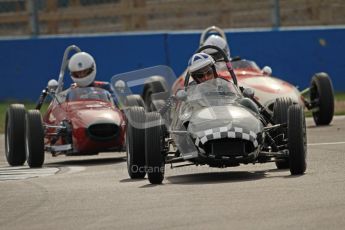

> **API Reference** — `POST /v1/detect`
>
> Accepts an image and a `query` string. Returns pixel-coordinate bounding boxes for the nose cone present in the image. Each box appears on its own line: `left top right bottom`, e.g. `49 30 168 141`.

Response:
188 105 263 135
87 122 119 140
69 105 124 141
73 108 122 127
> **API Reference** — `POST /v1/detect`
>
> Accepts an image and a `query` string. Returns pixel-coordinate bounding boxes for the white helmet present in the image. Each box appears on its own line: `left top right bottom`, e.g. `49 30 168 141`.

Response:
188 53 216 84
203 35 230 61
68 52 96 87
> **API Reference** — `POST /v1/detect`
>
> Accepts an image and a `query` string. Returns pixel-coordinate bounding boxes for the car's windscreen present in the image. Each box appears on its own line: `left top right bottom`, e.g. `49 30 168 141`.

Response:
66 87 112 103
231 59 261 71
185 78 241 106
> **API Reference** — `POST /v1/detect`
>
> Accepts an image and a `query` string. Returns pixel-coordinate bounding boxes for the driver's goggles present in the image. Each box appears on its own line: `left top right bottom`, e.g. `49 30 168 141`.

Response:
191 67 213 79
71 67 94 79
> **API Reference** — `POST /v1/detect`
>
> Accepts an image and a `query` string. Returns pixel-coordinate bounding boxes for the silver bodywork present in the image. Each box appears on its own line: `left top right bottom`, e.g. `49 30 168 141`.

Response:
166 78 264 162
111 66 265 164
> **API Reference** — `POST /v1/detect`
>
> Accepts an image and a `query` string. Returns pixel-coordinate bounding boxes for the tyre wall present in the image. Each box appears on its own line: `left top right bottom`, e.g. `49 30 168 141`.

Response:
0 27 344 100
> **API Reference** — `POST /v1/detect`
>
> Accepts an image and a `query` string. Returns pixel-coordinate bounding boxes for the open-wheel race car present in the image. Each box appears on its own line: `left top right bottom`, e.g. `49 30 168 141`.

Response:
5 45 125 168
171 26 335 126
112 46 307 184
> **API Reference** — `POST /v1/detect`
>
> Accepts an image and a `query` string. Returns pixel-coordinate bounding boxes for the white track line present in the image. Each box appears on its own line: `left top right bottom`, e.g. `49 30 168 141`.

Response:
308 141 345 146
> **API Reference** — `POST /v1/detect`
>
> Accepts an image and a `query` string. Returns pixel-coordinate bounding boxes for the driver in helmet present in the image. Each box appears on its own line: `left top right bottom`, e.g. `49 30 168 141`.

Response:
202 34 231 62
188 53 218 85
201 34 234 80
68 52 117 105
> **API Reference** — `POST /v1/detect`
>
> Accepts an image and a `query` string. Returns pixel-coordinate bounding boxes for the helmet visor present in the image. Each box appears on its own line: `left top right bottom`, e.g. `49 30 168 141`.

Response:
71 67 94 79
191 66 213 79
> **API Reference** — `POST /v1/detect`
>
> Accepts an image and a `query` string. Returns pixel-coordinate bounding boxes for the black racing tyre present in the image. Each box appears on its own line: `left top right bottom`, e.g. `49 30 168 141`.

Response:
288 105 307 175
5 104 26 166
272 98 293 169
151 99 166 112
25 110 45 168
124 94 145 108
126 106 146 179
310 72 334 125
142 76 168 112
145 112 165 184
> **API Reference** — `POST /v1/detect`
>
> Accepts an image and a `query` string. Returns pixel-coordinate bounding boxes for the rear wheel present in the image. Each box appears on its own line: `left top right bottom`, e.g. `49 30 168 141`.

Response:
145 112 165 184
310 73 334 125
126 106 146 179
272 98 293 169
25 110 44 168
142 77 168 112
26 110 45 168
5 104 26 166
124 94 145 108
288 105 307 175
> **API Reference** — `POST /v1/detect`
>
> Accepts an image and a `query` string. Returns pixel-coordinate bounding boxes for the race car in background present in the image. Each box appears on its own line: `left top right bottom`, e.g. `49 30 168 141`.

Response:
216 58 334 126
5 45 126 168
162 26 334 126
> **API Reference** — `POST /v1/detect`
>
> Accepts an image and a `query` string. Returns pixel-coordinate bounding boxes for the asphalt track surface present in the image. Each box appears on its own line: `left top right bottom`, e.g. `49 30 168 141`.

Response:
0 116 344 230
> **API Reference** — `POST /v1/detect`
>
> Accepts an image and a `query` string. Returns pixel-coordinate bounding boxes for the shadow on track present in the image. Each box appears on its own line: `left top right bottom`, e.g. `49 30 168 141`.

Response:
165 170 268 185
45 156 125 167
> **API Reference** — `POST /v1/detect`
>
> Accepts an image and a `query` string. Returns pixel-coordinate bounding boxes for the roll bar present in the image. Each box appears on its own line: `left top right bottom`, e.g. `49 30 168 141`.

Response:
56 45 82 93
199 26 228 46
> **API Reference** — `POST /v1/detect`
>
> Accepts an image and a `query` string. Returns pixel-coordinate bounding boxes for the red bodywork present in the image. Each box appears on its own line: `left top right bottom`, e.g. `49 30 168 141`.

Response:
43 97 126 155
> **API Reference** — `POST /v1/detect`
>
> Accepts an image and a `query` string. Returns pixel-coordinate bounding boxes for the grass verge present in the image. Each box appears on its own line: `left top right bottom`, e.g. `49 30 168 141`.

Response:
0 93 344 133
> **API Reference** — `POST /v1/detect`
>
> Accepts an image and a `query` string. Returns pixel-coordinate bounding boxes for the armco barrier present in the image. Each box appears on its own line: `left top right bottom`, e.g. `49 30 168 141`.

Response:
0 27 344 101
0 33 168 101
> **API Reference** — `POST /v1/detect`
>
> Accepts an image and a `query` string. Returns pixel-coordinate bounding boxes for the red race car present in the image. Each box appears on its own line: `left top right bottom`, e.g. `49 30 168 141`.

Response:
167 26 334 126
5 45 126 168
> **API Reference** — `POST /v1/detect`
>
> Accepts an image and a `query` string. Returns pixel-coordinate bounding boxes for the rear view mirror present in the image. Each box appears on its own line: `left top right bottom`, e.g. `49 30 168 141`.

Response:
262 66 272 76
243 88 255 99
175 89 188 101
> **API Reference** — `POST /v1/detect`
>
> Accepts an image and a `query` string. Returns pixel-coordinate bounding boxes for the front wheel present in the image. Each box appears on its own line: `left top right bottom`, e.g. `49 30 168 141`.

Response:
145 112 165 184
272 98 293 169
25 110 45 168
126 107 146 179
5 104 27 166
310 73 334 125
288 105 307 175
124 94 145 108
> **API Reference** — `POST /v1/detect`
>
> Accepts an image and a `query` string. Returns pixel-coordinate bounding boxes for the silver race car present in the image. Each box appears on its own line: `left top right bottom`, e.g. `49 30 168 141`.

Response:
112 47 307 184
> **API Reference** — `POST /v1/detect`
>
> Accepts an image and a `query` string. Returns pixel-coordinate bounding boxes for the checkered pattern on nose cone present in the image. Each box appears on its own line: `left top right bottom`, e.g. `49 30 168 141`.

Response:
194 126 258 148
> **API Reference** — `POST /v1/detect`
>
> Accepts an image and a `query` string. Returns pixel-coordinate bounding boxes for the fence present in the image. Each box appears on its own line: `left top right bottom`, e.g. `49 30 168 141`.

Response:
0 0 344 37
0 26 344 101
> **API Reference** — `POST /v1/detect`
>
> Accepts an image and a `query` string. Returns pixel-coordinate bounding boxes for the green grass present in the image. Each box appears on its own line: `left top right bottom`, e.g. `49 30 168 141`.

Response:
335 92 345 101
304 92 345 117
0 92 344 133
0 102 49 134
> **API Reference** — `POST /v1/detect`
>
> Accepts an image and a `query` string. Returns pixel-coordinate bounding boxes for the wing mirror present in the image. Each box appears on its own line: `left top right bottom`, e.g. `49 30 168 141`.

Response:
114 80 126 93
175 89 188 101
243 88 255 99
47 79 58 93
262 66 272 76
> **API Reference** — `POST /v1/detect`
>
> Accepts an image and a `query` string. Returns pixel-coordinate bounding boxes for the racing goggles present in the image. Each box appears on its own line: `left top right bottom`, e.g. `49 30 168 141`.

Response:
191 66 213 79
71 67 94 79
